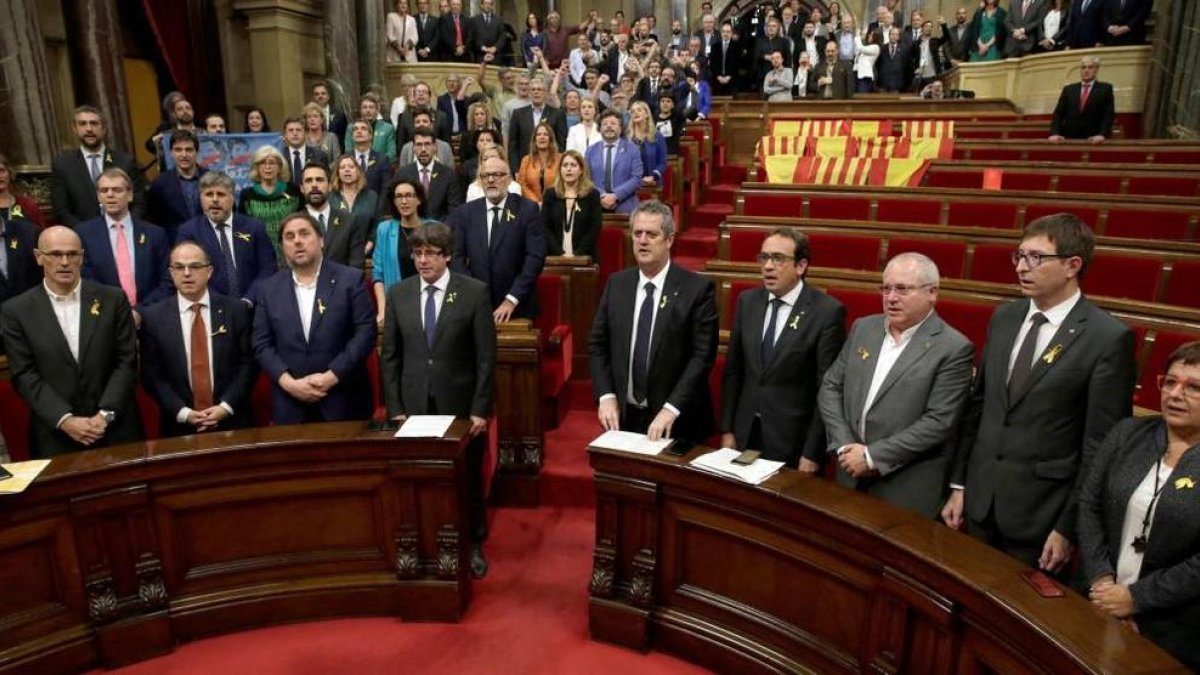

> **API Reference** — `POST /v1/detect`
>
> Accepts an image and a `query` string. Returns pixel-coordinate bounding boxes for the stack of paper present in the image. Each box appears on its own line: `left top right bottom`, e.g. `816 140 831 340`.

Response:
0 459 52 495
394 415 457 438
589 430 673 456
689 448 784 486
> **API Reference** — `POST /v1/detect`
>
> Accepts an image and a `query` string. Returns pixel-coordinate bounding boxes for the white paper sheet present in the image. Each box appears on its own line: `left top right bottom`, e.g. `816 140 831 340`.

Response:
0 459 53 495
589 430 674 455
394 415 457 438
689 448 784 485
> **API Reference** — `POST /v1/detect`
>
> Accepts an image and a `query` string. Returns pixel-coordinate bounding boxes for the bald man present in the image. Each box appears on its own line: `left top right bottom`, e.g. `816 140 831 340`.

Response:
1 226 141 458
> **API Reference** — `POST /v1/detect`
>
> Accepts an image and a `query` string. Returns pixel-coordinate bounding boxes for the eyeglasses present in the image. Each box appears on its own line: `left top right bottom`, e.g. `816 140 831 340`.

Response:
170 263 212 272
879 283 935 296
394 192 418 200
1158 374 1200 399
756 253 795 265
1011 250 1072 268
479 171 508 181
36 249 83 261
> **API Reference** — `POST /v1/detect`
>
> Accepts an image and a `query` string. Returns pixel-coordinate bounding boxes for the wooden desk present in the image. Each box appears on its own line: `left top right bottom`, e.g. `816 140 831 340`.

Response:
0 423 473 673
587 446 1187 673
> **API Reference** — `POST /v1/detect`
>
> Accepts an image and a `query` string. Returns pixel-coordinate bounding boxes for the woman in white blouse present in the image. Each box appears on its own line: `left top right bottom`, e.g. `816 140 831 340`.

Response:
386 0 418 64
1038 0 1070 53
854 30 881 94
566 98 602 156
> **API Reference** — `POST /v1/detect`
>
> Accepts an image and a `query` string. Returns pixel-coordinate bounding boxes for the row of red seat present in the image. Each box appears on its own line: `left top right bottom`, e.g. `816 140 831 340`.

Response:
923 164 1200 198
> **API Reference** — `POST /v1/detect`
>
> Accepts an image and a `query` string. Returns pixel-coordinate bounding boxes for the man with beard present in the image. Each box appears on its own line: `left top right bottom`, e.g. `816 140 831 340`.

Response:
941 7 972 65
396 129 462 220
585 110 643 215
298 163 367 270
51 105 147 227
203 113 227 133
148 129 207 239
395 82 452 152
145 93 199 162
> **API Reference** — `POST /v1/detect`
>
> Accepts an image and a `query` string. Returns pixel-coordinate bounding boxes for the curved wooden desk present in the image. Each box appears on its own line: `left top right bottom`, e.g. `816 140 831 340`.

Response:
587 446 1187 674
0 422 472 674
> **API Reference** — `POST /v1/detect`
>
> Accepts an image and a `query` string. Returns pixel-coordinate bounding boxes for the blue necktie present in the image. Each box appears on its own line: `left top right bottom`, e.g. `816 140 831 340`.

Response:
424 285 438 349
604 144 615 193
216 222 240 298
761 298 783 365
631 281 655 403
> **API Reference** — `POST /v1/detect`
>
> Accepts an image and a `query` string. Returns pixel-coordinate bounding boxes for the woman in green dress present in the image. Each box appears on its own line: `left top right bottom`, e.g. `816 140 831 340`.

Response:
966 0 1007 62
238 146 301 266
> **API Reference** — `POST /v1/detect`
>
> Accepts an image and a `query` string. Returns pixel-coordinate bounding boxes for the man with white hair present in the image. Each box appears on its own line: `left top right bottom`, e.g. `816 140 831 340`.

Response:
818 252 975 518
1048 56 1115 144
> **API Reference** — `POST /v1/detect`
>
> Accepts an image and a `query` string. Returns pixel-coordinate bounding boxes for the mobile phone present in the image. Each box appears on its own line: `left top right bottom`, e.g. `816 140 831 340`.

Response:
368 419 402 432
664 441 694 456
1021 570 1065 598
731 450 761 465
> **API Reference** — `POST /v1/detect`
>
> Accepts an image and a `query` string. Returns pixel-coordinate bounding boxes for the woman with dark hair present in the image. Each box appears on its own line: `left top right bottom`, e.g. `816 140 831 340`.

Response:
964 0 1007 62
541 149 600 260
518 121 561 204
244 107 271 133
1079 340 1200 670
1038 0 1072 52
521 12 545 66
458 128 501 188
372 177 436 324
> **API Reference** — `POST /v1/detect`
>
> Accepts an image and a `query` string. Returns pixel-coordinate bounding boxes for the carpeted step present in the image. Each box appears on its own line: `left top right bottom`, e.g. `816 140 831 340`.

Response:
674 228 718 260
687 203 733 231
704 182 740 206
540 410 600 509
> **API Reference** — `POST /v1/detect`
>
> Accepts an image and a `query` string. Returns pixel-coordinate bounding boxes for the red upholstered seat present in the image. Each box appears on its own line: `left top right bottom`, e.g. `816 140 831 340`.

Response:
947 201 1019 229
807 195 871 220
924 170 979 190
598 227 625 287
1000 172 1053 192
1164 260 1200 309
1136 330 1195 410
808 233 881 271
1024 204 1100 228
1025 148 1080 162
1126 176 1200 198
1094 150 1150 164
0 380 31 461
876 198 941 225
251 372 272 426
744 193 801 218
1056 174 1122 195
1104 209 1192 241
825 287 880 332
725 280 759 330
961 148 1023 162
137 386 161 440
708 352 726 447
728 230 767 262
935 298 995 361
1169 150 1200 164
887 237 967 278
1085 253 1161 302
969 243 1017 285
536 274 573 429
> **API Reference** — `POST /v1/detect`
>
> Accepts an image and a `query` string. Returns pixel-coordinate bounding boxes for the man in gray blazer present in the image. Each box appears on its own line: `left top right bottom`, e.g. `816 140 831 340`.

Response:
945 214 1136 573
380 222 495 578
818 253 975 518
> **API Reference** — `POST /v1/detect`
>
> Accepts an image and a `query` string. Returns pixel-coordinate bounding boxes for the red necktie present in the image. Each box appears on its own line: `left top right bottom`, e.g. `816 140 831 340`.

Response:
454 15 462 46
191 302 214 410
1080 83 1091 110
114 221 137 306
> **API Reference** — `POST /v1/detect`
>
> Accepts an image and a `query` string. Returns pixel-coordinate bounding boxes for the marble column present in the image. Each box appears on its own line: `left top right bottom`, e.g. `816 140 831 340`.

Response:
357 0 386 95
1145 0 1200 137
237 0 325 130
0 0 61 165
63 0 134 155
325 0 362 114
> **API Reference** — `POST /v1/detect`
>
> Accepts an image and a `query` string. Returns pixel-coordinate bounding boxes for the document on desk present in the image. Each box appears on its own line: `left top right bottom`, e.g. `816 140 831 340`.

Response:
589 430 673 455
690 448 784 485
0 459 52 495
394 415 457 438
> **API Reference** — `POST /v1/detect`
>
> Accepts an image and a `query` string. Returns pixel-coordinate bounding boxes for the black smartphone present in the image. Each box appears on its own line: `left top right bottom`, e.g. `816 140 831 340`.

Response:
664 441 694 457
367 419 402 432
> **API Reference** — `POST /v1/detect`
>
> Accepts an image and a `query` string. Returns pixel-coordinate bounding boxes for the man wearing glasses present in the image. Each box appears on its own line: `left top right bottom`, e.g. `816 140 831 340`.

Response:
1 226 142 457
818 252 975 518
945 214 1136 575
720 228 845 471
139 241 258 437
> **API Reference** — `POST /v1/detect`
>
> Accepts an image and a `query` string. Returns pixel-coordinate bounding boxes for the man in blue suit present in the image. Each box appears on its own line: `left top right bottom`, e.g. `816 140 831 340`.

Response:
1069 0 1110 49
252 213 377 424
146 129 206 241
176 171 277 305
446 155 547 322
586 110 644 215
140 240 258 437
78 168 173 324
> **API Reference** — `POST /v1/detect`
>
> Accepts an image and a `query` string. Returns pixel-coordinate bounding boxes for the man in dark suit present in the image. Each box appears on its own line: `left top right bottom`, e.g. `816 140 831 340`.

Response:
941 8 971 65
1 226 141 458
721 228 845 470
911 21 948 93
78 168 173 323
413 0 440 61
346 119 393 198
345 94 399 163
395 84 453 152
589 200 718 443
312 81 349 146
437 0 471 62
507 77 568 173
139 240 257 437
380 222 495 577
147 129 206 242
1048 56 1115 144
753 18 792 86
0 207 40 355
709 23 743 96
809 41 855 99
51 105 147 227
1005 0 1049 58
1104 0 1151 46
467 0 507 62
819 253 976 519
874 28 911 93
447 156 546 322
945 214 1137 573
1068 0 1110 48
395 129 462 221
437 73 469 137
176 171 277 304
252 213 377 424
281 118 330 190
297 163 367 270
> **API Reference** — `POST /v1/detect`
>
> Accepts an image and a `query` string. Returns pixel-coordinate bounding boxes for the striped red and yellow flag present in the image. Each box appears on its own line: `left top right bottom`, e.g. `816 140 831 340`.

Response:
907 137 955 159
901 119 955 137
758 135 810 157
769 118 851 137
848 120 892 137
808 136 859 157
764 156 932 187
856 136 908 158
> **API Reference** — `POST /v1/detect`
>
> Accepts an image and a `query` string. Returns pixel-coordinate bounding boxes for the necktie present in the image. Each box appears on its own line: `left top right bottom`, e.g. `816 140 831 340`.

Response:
292 150 302 183
1080 83 1092 110
424 285 437 349
631 282 655 403
191 302 214 410
489 206 502 247
604 144 615 193
891 44 896 58
1009 312 1049 398
454 15 462 46
89 154 101 183
451 99 460 133
216 222 240 298
359 154 368 172
722 42 728 71
114 221 137 306
761 298 783 365
0 228 8 279
421 167 431 192
1022 0 1032 14
318 212 326 233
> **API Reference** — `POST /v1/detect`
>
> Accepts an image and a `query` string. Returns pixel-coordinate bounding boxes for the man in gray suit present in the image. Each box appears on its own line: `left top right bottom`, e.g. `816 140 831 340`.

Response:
379 222 495 578
818 253 975 518
944 214 1136 573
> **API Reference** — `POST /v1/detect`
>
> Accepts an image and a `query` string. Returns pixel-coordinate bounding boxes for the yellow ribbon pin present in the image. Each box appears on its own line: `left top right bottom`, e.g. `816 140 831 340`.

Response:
10 204 24 219
1176 477 1195 490
235 232 252 242
8 239 17 250
1042 344 1063 364
211 325 228 337
317 299 327 315
89 299 101 316
857 347 870 360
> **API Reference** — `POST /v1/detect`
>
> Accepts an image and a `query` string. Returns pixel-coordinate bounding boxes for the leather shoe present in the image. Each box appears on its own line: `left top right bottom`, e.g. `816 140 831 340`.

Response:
471 544 489 579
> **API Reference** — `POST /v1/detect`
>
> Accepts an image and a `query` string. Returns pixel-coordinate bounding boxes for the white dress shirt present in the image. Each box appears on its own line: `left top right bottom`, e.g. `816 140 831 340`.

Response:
852 312 932 470
45 280 82 361
1007 290 1081 382
763 281 804 346
1115 459 1174 585
615 262 677 414
293 264 322 341
174 291 236 422
420 268 451 329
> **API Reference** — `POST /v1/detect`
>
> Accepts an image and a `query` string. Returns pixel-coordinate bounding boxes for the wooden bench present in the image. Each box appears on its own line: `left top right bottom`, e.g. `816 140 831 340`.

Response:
953 139 1200 164
923 161 1200 197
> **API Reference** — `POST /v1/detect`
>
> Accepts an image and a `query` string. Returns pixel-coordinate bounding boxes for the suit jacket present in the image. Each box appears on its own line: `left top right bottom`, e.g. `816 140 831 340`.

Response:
352 149 392 198
586 138 644 214
1104 0 1150 46
343 119 398 163
139 292 258 436
753 36 792 83
1005 0 1049 57
1078 417 1200 670
1050 81 1116 139
414 12 440 59
327 110 349 146
0 218 42 354
436 93 469 135
818 312 975 518
541 188 601 260
300 204 367 271
380 272 495 418
396 160 463 220
807 59 855 99
953 296 1136 543
507 105 569 173
77 216 174 312
176 214 277 302
467 13 507 60
588 263 718 442
709 39 744 95
252 260 377 424
146 168 207 236
437 12 472 61
50 148 147 227
722 284 846 465
283 145 330 188
874 42 912 92
0 281 142 458
1069 0 1109 47
941 21 971 63
395 108 453 152
447 193 546 319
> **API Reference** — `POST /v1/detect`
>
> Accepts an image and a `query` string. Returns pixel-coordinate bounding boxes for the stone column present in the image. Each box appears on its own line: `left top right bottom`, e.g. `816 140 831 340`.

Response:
63 0 134 154
0 0 61 165
357 0 386 95
325 0 362 115
237 0 325 131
